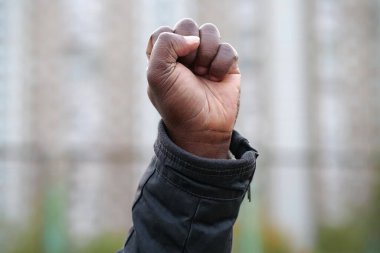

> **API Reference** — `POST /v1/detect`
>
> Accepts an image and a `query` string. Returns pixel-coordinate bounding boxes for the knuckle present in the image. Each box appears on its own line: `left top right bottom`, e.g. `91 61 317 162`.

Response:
181 17 197 24
151 26 172 43
221 43 238 61
153 26 172 34
157 32 172 43
199 23 220 38
200 23 218 32
176 18 198 30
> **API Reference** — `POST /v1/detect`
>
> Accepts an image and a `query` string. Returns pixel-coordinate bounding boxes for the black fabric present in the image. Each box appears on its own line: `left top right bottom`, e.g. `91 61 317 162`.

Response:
119 120 258 253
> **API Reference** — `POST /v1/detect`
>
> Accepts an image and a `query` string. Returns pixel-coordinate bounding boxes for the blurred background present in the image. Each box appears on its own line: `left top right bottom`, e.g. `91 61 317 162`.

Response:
0 0 379 252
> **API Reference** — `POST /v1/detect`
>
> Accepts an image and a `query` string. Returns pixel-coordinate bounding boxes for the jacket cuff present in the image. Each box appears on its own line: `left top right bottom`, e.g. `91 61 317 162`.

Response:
154 120 258 200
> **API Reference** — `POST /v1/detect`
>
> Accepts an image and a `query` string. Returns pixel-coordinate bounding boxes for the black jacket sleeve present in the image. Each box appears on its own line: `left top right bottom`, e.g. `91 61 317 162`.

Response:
119 121 258 253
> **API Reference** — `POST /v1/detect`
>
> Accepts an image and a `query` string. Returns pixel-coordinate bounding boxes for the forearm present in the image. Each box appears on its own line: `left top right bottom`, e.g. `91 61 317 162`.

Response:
120 121 258 253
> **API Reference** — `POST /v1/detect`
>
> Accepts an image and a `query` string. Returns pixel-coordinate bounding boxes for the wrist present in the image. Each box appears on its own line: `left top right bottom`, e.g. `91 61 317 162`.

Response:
166 125 232 159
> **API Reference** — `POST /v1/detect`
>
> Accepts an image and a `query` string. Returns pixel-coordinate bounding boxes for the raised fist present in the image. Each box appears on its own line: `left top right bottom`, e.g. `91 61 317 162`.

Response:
146 19 240 159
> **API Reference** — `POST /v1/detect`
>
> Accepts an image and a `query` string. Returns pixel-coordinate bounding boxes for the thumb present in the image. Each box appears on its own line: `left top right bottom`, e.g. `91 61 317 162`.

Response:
147 33 199 87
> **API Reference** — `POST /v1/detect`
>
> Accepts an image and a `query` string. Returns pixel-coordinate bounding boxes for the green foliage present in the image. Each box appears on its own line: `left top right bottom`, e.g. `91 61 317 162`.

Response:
316 155 380 253
5 226 124 253
72 233 125 253
5 225 43 253
316 224 366 253
260 223 292 253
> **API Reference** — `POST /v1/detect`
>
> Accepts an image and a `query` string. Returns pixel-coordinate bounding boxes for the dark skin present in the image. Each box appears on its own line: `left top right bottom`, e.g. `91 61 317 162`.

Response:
146 19 240 159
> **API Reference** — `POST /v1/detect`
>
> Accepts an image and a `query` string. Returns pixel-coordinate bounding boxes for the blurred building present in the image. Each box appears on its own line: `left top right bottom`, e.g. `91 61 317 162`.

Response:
7 0 198 240
0 0 30 225
0 0 379 252
311 0 380 225
25 0 139 238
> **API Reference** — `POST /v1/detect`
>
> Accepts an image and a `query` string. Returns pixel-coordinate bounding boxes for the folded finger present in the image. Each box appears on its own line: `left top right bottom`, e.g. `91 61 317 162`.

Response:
146 26 173 59
174 18 200 67
194 23 220 75
209 43 239 81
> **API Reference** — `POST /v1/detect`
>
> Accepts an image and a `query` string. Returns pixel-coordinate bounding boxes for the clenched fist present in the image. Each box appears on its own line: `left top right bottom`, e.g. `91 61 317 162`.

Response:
146 19 240 159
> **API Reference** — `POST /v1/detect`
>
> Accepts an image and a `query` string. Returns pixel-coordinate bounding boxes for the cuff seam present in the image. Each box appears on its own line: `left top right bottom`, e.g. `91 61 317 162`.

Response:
155 139 256 176
157 167 246 201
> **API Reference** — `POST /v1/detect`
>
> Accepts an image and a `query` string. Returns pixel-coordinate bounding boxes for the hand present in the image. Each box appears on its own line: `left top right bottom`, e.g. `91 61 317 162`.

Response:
146 19 240 159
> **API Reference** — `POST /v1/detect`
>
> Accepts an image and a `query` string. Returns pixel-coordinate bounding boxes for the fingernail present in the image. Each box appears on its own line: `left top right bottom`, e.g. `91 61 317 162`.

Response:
195 66 208 75
184 36 200 44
